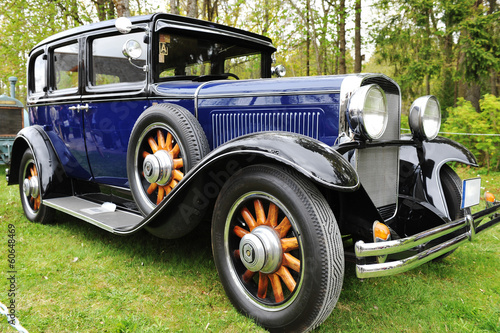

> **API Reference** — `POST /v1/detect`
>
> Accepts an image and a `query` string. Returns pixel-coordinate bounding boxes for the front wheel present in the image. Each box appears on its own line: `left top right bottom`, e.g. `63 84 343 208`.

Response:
212 165 344 332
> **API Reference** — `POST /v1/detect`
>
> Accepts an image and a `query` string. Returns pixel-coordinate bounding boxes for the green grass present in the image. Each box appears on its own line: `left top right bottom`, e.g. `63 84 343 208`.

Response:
0 164 499 332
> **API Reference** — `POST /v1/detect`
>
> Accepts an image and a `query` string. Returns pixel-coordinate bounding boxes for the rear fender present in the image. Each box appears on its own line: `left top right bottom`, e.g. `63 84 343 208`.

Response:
8 126 70 198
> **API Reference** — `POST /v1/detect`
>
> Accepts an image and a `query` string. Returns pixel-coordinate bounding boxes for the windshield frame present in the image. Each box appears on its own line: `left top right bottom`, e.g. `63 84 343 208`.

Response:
152 23 275 83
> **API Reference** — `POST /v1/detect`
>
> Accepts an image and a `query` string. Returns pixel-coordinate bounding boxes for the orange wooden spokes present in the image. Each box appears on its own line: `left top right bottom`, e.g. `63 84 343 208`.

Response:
275 217 292 238
254 199 266 225
147 182 158 195
157 129 166 149
268 273 284 303
233 225 249 238
235 199 302 304
266 203 279 227
172 169 184 181
242 270 255 283
241 207 258 230
173 158 183 169
157 186 165 205
171 144 180 158
141 129 185 206
276 266 296 292
283 253 300 272
257 272 268 299
148 137 158 153
166 132 173 150
281 237 299 252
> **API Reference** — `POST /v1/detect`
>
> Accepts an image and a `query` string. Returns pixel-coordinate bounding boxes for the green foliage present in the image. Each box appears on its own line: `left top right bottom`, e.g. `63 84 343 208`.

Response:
443 94 500 171
372 0 499 111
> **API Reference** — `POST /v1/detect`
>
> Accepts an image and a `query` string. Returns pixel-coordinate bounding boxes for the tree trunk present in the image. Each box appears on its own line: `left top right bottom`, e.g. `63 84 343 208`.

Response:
338 0 346 74
492 70 498 96
306 0 311 76
354 0 361 73
187 0 198 18
113 0 130 17
170 0 180 14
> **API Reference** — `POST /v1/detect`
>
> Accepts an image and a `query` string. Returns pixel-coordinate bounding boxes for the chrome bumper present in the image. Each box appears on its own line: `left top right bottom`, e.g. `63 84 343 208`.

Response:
355 203 500 278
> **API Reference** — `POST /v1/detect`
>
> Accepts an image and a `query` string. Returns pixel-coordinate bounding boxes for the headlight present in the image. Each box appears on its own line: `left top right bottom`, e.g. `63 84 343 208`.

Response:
347 84 388 140
409 95 441 140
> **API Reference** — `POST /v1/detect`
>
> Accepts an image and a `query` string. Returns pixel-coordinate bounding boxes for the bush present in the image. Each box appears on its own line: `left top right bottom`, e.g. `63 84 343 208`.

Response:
442 94 500 172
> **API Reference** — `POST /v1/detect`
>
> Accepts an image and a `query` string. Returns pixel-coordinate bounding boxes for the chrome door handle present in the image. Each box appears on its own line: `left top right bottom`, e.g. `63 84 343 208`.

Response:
68 104 90 112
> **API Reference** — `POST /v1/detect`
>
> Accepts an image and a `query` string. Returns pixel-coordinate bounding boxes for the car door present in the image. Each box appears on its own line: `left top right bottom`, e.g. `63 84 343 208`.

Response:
82 31 150 187
46 39 93 180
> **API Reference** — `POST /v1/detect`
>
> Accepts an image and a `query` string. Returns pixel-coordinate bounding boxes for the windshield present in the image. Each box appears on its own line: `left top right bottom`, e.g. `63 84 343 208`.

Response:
155 32 263 81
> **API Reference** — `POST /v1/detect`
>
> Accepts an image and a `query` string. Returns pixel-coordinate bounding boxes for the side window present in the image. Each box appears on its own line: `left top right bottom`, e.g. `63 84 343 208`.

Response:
91 33 146 86
53 43 79 90
33 53 47 93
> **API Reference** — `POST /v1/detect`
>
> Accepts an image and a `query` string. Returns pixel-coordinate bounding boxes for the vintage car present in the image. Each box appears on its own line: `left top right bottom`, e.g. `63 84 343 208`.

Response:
6 13 500 332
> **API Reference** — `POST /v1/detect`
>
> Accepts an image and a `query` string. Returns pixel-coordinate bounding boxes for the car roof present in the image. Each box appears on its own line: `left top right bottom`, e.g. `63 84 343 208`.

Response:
31 13 275 54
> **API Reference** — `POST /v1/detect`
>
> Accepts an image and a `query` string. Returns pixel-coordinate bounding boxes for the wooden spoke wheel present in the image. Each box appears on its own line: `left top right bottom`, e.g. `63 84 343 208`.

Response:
212 164 344 332
136 123 186 207
19 148 54 223
127 104 209 216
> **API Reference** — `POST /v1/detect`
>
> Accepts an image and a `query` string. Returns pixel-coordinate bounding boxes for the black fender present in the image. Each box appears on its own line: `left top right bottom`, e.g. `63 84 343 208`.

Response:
400 135 477 218
8 126 70 198
118 132 360 238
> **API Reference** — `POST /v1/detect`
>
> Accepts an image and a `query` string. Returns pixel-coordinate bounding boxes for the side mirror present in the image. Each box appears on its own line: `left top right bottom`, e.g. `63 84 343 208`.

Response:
271 65 286 78
115 17 149 34
115 17 133 34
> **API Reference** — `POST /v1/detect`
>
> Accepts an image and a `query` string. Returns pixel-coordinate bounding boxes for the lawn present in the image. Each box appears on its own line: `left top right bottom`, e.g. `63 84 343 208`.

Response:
0 164 499 332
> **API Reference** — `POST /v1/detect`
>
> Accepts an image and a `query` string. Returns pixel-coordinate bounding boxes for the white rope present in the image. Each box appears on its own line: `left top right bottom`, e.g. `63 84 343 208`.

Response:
0 301 29 333
401 128 500 137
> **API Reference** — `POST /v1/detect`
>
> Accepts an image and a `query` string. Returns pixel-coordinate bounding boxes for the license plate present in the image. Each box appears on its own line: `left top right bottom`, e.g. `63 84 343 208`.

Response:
461 178 481 209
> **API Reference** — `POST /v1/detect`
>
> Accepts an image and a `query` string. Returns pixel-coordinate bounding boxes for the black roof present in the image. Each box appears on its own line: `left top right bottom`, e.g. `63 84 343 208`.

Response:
31 13 275 54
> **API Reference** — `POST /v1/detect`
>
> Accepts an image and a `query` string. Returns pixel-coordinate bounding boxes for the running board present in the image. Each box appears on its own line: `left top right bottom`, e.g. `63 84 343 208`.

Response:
43 196 143 233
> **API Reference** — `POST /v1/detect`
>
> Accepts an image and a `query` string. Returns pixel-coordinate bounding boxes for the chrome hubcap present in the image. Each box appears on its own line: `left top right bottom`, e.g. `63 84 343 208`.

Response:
143 150 173 186
239 225 282 274
23 176 39 198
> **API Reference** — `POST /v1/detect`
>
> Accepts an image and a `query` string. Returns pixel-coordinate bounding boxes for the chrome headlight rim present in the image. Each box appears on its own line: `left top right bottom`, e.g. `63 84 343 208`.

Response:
347 84 389 140
409 95 441 141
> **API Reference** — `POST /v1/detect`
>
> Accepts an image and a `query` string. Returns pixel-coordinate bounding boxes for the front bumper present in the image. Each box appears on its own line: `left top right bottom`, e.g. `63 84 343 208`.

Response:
355 203 500 278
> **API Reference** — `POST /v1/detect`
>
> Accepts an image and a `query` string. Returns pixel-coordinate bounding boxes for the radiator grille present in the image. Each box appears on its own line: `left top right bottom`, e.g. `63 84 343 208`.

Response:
212 110 322 147
355 92 400 219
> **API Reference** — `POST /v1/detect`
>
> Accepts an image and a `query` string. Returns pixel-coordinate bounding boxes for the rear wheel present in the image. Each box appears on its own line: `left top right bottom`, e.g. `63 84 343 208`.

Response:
212 164 344 332
19 148 54 223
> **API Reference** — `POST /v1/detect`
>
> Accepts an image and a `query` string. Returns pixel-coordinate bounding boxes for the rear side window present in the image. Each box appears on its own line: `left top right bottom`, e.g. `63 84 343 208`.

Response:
53 43 79 90
91 33 146 86
33 53 46 93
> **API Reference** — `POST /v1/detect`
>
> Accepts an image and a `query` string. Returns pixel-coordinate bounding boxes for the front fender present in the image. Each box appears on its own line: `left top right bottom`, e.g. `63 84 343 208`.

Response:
400 135 478 217
119 132 359 238
201 132 360 191
8 126 70 198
